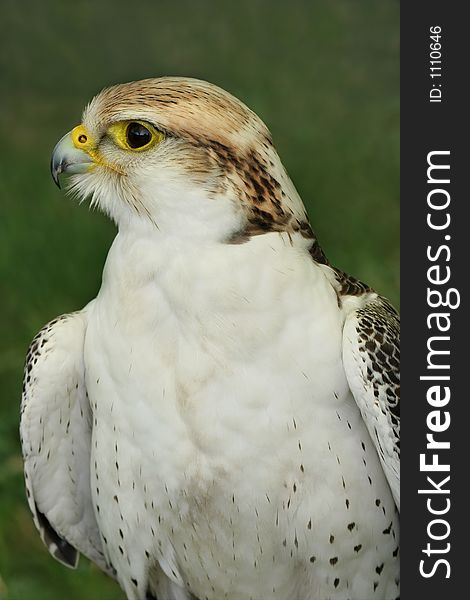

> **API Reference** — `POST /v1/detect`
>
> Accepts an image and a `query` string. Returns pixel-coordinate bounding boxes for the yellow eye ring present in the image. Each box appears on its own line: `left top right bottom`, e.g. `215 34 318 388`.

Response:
107 120 164 152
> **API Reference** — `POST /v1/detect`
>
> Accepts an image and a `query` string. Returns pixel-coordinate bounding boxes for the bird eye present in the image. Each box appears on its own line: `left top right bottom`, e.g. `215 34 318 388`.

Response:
126 122 152 149
107 120 163 152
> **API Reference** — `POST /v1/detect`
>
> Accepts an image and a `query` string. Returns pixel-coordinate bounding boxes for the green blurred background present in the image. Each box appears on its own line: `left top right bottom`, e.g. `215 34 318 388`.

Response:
0 0 399 598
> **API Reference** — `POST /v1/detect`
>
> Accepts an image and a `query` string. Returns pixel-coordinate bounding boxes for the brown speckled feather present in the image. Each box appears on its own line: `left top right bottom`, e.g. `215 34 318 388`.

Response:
342 295 400 509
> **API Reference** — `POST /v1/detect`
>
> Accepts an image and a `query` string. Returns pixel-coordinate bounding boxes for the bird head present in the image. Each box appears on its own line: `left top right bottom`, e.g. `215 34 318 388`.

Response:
51 77 310 242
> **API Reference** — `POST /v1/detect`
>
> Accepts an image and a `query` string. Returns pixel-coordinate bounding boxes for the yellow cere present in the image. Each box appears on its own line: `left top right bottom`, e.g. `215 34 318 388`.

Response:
71 124 102 164
107 120 164 152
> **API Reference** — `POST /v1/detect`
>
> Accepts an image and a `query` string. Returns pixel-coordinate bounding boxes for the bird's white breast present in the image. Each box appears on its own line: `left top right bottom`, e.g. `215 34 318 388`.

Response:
84 231 398 600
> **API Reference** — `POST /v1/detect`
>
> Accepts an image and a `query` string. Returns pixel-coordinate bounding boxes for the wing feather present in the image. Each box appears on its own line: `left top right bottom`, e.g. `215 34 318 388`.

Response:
20 309 111 573
342 295 400 510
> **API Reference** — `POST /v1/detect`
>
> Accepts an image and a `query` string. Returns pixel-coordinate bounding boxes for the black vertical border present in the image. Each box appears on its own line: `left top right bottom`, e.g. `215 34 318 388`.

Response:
401 3 467 598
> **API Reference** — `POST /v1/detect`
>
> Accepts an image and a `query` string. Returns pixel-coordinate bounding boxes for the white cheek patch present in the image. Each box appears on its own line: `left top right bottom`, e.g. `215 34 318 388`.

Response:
138 168 246 241
66 150 246 240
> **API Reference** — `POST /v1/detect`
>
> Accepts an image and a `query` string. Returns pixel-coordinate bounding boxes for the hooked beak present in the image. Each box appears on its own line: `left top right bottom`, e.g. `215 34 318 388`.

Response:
50 126 94 188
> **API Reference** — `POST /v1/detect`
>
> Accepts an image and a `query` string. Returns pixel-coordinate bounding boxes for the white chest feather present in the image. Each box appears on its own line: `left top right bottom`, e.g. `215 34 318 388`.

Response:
84 232 398 600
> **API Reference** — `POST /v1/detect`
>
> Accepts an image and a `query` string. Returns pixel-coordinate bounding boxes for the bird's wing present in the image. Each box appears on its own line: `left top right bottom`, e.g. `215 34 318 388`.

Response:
342 295 400 510
20 309 110 573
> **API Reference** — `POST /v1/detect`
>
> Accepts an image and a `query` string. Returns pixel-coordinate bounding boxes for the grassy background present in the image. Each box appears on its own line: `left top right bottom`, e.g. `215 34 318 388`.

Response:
0 1 398 598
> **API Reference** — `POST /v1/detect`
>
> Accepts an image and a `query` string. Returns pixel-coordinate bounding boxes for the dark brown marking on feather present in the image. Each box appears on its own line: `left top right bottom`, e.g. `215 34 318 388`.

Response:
355 297 400 459
228 147 292 236
35 505 78 567
383 522 393 535
305 230 372 304
334 269 372 296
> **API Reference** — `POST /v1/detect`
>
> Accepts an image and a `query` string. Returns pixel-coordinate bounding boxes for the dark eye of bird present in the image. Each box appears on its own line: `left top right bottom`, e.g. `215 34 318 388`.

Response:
126 122 152 149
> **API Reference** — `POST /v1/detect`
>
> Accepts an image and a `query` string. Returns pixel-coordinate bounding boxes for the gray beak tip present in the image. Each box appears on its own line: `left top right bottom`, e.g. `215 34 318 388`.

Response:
50 158 62 189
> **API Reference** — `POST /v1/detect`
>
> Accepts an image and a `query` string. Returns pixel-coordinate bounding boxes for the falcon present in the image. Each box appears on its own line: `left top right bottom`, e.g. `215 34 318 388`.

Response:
20 77 400 600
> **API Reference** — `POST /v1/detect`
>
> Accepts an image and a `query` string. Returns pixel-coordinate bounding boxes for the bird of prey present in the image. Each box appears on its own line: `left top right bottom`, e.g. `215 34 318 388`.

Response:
20 78 399 600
